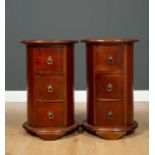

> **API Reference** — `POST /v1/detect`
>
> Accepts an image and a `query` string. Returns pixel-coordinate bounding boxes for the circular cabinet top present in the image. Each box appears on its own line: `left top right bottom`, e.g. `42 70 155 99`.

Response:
81 38 139 44
21 40 78 45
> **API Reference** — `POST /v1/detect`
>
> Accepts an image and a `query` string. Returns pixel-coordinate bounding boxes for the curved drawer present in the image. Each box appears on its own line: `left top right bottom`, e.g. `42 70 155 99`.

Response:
36 103 65 127
96 101 124 126
34 47 64 72
36 75 64 102
96 74 124 100
95 45 124 73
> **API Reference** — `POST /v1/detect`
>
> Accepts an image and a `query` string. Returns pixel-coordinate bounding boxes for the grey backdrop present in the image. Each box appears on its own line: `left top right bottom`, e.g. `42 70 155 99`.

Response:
6 0 149 90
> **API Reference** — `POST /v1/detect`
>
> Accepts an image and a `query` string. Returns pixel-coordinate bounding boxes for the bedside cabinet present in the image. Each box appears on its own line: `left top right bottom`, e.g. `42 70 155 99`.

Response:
81 39 139 140
22 40 78 140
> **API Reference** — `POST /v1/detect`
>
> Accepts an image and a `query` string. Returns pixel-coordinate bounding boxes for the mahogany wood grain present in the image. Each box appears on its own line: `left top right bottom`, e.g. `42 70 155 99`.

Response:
86 44 96 125
34 47 64 72
21 40 78 45
36 103 65 127
96 74 124 100
81 39 139 140
124 44 134 126
36 75 64 102
95 44 124 73
96 101 124 126
81 38 139 44
22 40 78 140
65 45 75 126
26 47 36 127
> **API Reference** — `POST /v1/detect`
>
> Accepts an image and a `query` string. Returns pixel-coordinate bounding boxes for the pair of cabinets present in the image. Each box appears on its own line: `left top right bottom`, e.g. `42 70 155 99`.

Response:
22 39 138 140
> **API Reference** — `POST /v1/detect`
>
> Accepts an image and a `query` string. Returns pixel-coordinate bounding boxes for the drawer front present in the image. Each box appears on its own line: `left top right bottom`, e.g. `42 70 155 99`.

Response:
36 103 65 127
96 101 124 126
36 75 64 102
35 47 64 72
95 45 124 73
96 74 124 100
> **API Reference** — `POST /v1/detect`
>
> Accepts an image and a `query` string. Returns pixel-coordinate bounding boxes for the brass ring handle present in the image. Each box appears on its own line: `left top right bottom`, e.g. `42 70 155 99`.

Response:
106 83 113 92
47 84 53 92
107 111 113 118
107 56 113 64
47 56 53 64
48 111 54 119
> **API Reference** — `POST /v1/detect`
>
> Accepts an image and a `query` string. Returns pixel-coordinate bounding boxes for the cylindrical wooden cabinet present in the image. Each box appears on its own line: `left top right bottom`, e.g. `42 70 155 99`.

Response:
22 40 78 140
81 39 139 140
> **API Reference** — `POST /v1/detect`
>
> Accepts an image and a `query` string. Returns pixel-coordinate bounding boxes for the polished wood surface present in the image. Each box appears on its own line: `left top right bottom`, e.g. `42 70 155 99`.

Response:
82 39 139 139
95 45 124 73
96 74 124 99
35 47 64 72
22 40 78 140
36 75 64 102
81 38 139 43
21 40 78 44
36 103 65 127
96 101 124 126
6 102 148 155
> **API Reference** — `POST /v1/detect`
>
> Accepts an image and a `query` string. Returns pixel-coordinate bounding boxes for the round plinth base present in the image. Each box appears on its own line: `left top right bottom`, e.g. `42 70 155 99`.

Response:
23 122 78 140
82 121 138 140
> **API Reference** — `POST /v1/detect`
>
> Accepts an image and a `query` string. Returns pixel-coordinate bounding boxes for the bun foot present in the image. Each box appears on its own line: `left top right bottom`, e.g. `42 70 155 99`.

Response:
23 122 78 140
96 131 126 140
36 132 65 140
82 121 138 140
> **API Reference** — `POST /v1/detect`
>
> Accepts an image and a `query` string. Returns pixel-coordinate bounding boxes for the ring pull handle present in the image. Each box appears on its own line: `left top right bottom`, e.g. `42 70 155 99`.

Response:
47 84 53 93
107 56 113 64
48 111 54 119
47 56 53 65
107 111 113 119
106 83 113 92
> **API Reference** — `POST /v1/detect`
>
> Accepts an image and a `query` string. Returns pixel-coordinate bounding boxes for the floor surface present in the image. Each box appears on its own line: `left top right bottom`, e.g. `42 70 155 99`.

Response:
6 102 148 155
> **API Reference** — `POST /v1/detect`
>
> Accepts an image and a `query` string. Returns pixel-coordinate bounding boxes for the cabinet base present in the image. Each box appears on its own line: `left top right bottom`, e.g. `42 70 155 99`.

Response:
23 122 78 140
82 121 138 140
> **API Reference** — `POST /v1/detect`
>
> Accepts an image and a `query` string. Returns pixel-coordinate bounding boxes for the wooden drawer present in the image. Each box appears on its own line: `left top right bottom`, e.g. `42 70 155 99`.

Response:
96 74 124 100
36 75 64 102
34 47 64 72
36 103 65 127
96 101 124 126
95 45 124 73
